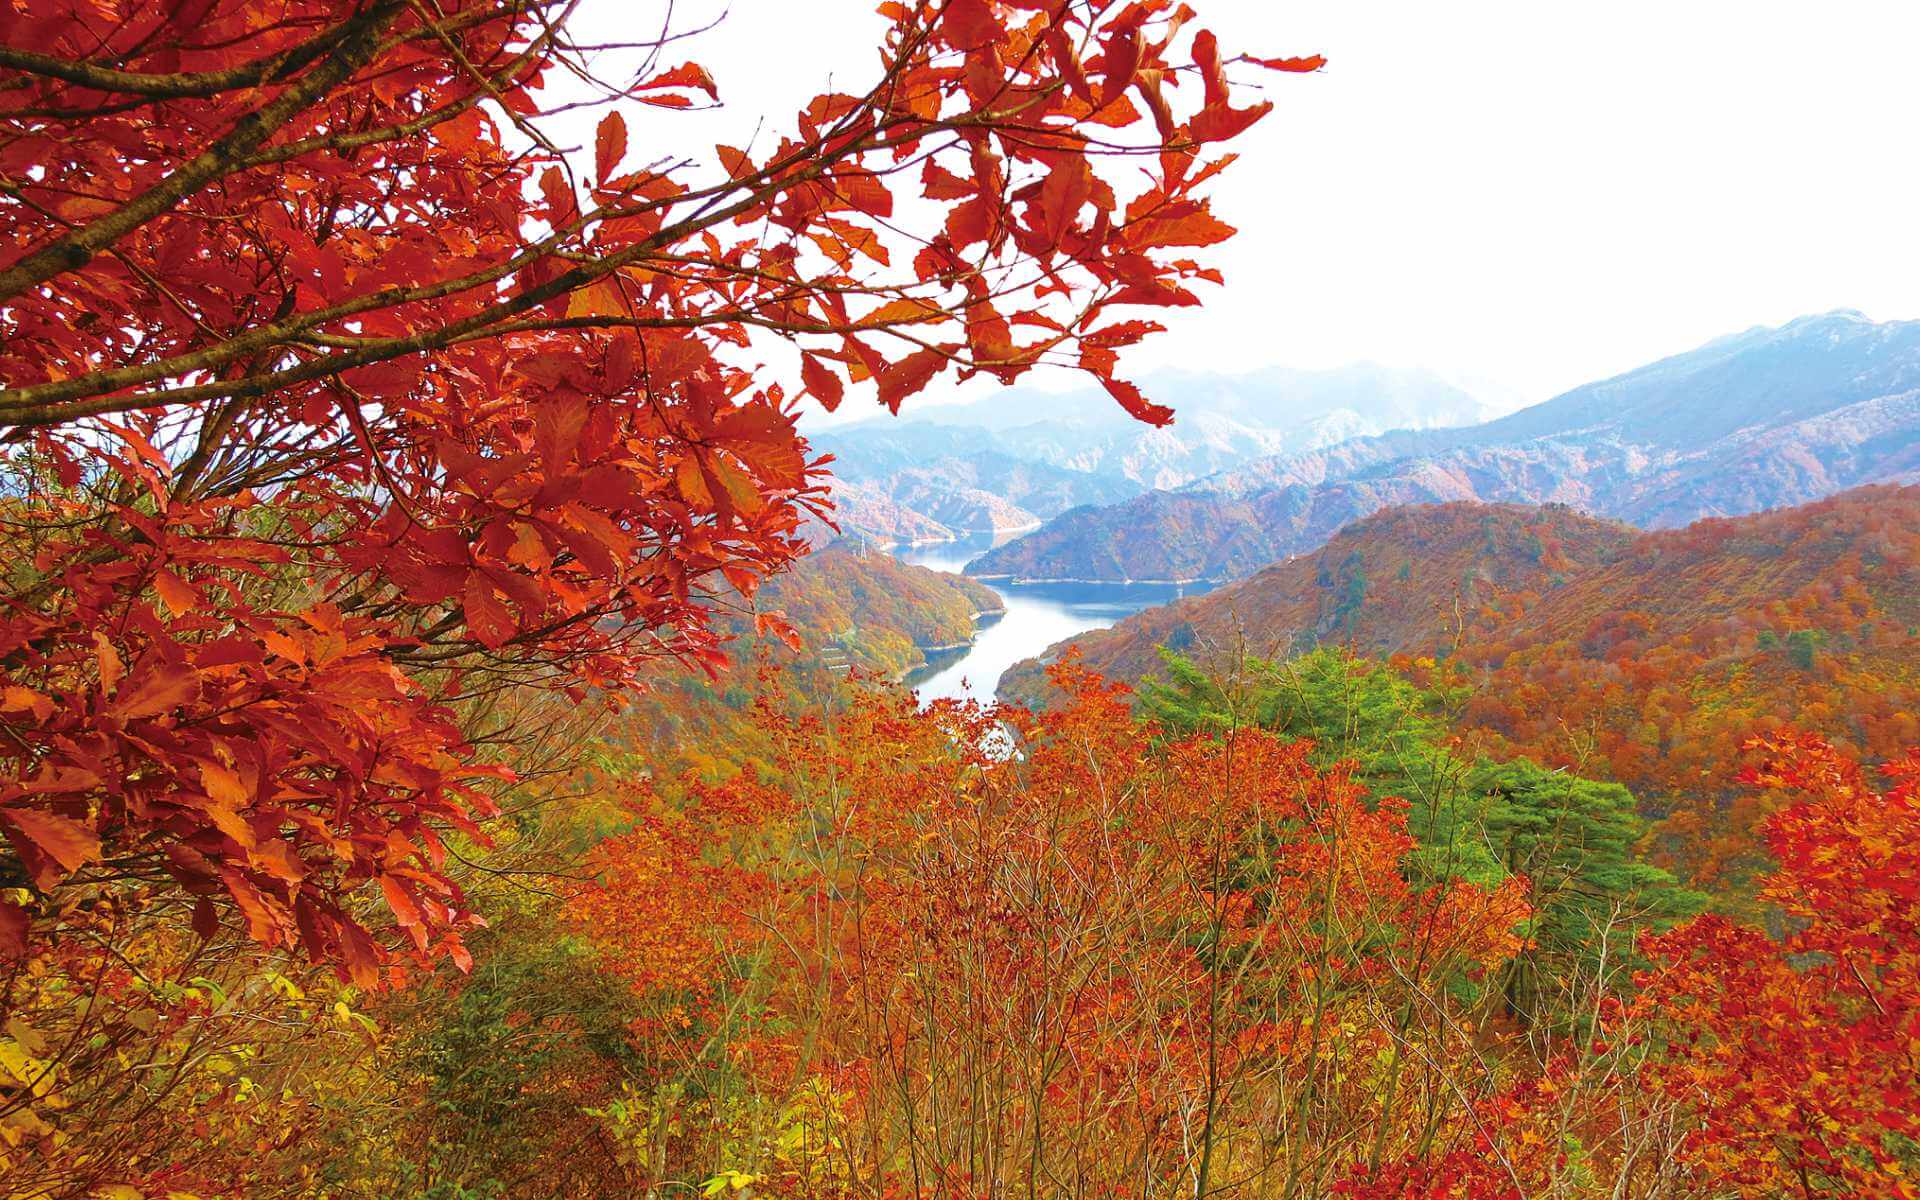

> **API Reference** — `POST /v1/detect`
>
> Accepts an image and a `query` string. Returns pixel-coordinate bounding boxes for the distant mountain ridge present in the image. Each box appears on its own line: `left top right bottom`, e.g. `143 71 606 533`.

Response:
969 311 1920 582
807 363 1499 545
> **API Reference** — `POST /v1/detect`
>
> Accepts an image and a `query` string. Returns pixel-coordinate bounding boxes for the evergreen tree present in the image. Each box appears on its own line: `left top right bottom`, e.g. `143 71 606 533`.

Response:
1144 647 1704 1026
1143 648 1497 883
1469 758 1705 1024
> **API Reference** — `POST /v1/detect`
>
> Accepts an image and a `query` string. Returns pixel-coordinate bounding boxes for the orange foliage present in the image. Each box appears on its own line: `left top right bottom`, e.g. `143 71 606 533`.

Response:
1046 486 1920 889
1631 733 1920 1197
569 665 1535 1195
1444 487 1920 885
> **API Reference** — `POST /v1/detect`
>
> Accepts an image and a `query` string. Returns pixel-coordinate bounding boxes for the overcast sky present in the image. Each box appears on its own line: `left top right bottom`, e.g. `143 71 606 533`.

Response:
581 1 1920 411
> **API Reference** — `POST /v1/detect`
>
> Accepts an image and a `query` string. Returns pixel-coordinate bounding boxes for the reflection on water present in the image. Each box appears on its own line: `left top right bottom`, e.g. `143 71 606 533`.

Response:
895 534 1213 706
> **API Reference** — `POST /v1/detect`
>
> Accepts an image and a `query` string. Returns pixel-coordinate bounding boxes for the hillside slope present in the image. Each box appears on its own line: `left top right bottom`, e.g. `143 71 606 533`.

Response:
971 312 1920 582
755 543 1005 679
629 545 1005 773
1005 487 1920 884
999 502 1637 697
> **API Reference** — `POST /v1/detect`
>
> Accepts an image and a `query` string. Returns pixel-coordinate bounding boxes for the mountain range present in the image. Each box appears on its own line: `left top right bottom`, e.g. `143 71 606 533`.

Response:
807 363 1501 545
967 311 1920 582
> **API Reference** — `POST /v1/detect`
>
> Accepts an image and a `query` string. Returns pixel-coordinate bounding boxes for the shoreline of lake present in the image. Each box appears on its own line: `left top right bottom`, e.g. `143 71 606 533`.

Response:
895 534 1214 706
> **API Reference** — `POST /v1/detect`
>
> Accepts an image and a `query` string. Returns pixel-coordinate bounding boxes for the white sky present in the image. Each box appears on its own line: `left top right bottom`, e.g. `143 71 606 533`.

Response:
578 0 1920 409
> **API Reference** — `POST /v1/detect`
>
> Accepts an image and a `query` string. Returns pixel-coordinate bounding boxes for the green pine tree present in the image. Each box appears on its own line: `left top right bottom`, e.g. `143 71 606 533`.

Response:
1142 648 1499 885
1468 758 1704 1024
1143 647 1705 1027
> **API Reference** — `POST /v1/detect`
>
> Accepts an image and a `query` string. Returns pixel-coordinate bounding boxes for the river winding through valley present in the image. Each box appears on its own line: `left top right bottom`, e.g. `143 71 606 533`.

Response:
894 534 1215 706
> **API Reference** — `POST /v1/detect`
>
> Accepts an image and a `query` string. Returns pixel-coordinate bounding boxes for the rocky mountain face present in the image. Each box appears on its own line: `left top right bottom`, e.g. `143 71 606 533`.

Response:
970 312 1920 581
804 364 1496 545
805 478 955 548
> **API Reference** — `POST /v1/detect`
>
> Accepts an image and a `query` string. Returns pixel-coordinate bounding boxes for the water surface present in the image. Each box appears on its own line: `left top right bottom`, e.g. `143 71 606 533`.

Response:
896 535 1213 705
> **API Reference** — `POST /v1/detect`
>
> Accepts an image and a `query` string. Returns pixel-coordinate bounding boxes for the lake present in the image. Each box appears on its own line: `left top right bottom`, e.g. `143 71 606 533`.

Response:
895 534 1214 705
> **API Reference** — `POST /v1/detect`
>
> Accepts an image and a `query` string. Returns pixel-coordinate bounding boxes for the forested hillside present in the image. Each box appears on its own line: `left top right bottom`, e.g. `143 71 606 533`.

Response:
619 543 1003 781
972 311 1920 581
755 543 1004 678
1007 486 1920 884
998 500 1632 677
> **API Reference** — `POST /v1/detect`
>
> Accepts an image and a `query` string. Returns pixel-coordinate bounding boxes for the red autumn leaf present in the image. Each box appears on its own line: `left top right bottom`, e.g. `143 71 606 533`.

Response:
191 897 220 941
1040 156 1093 241
0 900 25 958
706 454 767 517
565 278 625 319
716 144 755 180
636 61 718 100
754 609 804 652
595 110 628 184
152 569 199 616
0 806 101 883
920 159 976 201
1099 27 1143 107
875 347 949 414
381 875 427 948
1044 27 1095 104
199 761 251 808
1125 204 1237 251
941 0 1002 50
800 353 845 411
1100 376 1175 427
539 166 578 229
1249 53 1328 73
1134 72 1178 140
0 685 52 723
1188 100 1273 144
436 106 486 152
337 917 384 991
111 658 201 720
831 170 894 219
1192 29 1229 108
463 575 516 649
93 633 124 693
966 300 1014 363
251 839 306 885
533 392 591 467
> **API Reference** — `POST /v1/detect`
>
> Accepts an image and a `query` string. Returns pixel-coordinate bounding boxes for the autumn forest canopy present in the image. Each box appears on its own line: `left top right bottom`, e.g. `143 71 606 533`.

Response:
0 2 1916 1199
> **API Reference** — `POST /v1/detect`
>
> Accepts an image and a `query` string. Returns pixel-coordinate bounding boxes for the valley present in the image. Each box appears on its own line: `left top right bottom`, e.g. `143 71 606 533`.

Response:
894 535 1214 704
843 311 1920 724
995 485 1920 886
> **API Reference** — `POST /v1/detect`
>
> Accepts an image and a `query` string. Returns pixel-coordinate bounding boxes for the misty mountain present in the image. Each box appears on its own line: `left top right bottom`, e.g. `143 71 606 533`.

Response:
968 311 1920 581
807 363 1497 544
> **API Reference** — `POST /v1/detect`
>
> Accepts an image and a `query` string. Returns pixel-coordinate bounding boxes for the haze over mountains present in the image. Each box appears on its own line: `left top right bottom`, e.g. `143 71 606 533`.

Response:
808 363 1501 545
966 311 1920 582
